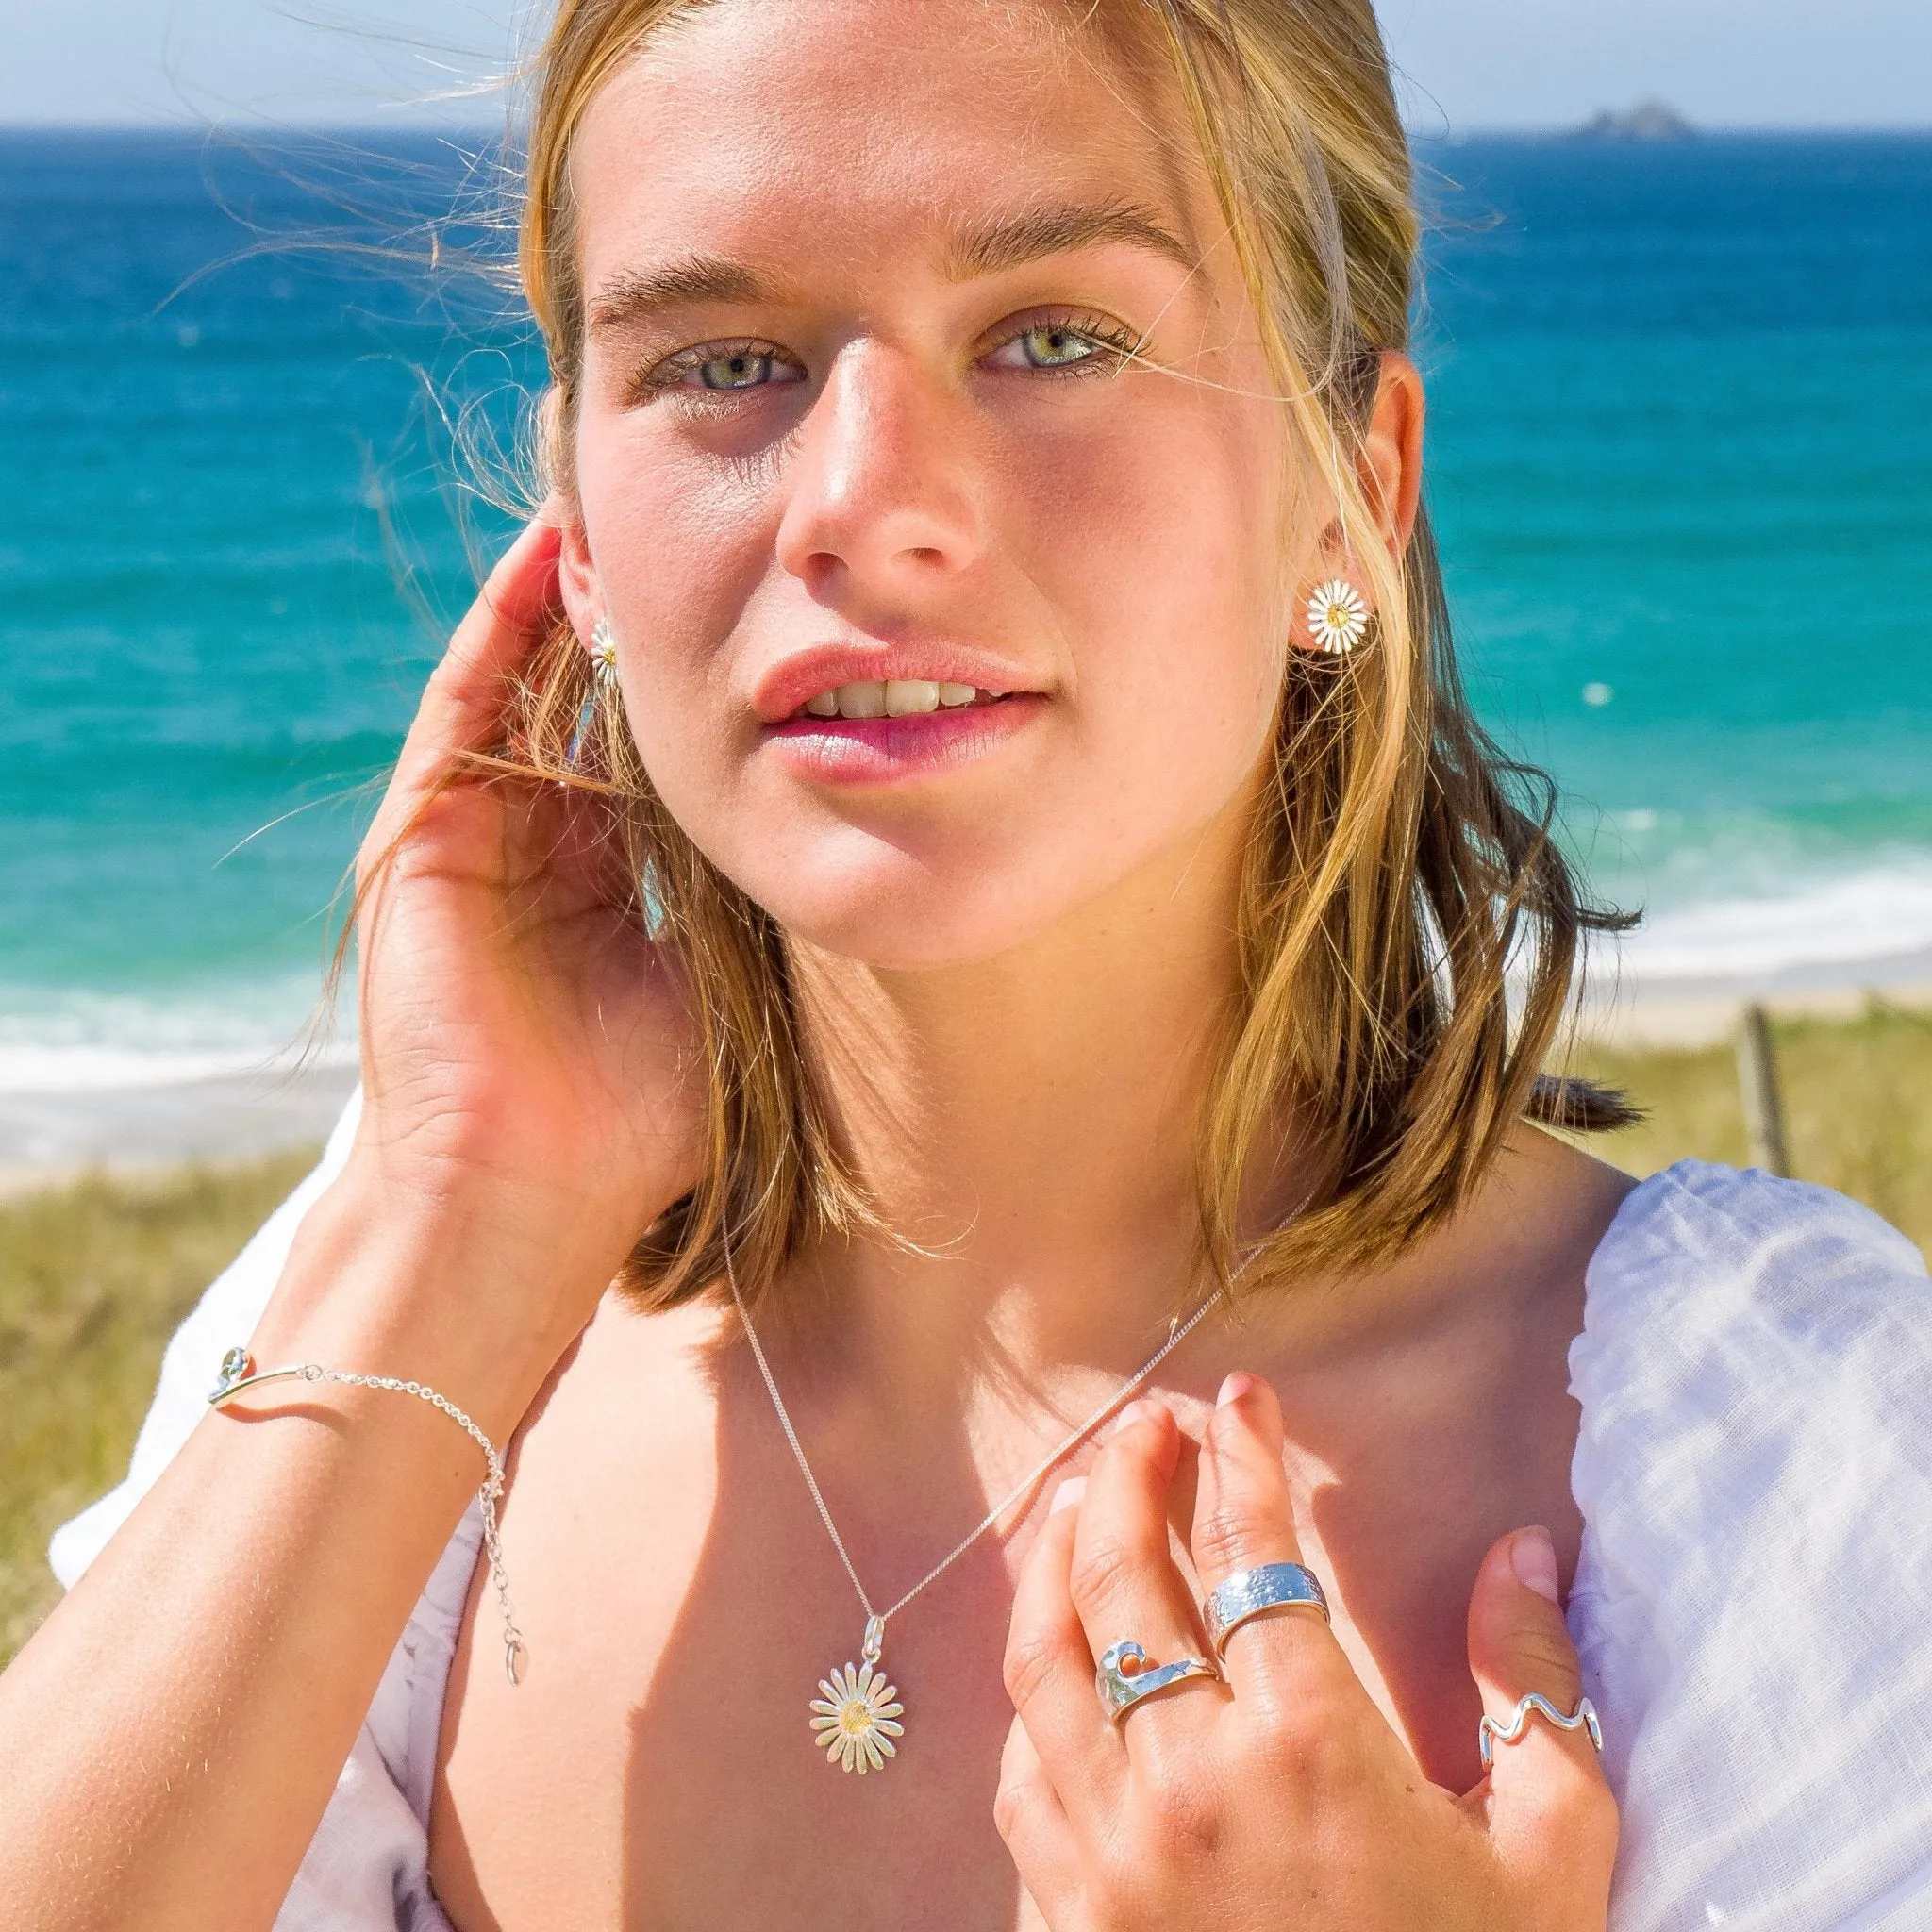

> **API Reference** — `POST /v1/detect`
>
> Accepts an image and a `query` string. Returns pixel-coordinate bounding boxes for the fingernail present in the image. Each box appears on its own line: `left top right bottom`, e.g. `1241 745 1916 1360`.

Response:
1049 1476 1087 1516
1217 1371 1257 1410
1511 1526 1560 1604
1110 1398 1159 1437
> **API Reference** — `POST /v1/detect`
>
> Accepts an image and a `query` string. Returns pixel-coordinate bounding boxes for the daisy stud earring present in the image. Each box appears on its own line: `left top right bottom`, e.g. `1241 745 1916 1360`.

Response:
590 616 620 689
1306 578 1373 656
565 617 621 774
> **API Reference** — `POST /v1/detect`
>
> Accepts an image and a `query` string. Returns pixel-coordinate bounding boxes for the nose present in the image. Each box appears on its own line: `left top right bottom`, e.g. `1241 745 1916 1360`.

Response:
774 341 984 613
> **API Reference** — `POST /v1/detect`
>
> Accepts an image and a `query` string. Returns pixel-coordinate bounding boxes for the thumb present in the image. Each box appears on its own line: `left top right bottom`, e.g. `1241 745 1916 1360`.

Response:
1464 1528 1618 1917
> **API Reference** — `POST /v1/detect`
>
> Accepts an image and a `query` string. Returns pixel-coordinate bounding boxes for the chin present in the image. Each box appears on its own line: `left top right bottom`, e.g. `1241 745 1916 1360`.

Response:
733 844 1089 974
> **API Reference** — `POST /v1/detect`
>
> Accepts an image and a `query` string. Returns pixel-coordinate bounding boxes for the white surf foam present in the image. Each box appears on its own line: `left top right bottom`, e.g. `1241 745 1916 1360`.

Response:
0 979 355 1095
1614 859 1932 984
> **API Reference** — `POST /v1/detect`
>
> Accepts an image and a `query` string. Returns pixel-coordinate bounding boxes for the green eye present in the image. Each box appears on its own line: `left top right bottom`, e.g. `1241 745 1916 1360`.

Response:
694 349 781 390
645 341 805 398
984 315 1137 376
1015 325 1100 369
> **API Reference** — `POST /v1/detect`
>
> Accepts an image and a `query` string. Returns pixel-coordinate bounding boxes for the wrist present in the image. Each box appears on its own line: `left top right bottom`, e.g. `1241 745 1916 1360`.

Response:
246 1149 634 1441
343 1077 692 1260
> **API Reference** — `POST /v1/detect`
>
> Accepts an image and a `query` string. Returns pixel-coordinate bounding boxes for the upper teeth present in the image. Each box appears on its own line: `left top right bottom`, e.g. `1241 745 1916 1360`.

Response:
803 681 988 720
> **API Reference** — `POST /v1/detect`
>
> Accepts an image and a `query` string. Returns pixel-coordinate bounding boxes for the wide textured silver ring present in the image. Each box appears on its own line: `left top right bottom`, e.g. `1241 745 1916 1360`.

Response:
1095 1641 1223 1724
1478 1693 1605 1770
1202 1562 1330 1657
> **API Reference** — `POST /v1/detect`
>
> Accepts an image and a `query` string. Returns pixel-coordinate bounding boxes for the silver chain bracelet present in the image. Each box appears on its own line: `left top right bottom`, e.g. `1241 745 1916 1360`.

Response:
208 1347 526 1686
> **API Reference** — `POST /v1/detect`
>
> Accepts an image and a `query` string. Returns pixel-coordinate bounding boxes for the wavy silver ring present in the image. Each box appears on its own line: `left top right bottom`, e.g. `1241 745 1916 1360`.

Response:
1478 1693 1605 1769
1202 1562 1331 1657
1095 1641 1222 1724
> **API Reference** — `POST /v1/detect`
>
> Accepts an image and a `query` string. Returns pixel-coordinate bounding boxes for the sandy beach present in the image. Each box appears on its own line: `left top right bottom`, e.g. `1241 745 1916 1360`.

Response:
1573 950 1932 1048
0 1061 358 1197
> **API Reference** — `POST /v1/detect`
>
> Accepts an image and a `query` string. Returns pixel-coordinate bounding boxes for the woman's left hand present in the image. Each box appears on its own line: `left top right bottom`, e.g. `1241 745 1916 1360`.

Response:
996 1374 1618 1931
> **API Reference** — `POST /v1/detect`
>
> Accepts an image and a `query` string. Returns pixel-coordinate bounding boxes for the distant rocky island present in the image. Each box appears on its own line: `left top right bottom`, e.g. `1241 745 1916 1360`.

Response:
1573 102 1697 142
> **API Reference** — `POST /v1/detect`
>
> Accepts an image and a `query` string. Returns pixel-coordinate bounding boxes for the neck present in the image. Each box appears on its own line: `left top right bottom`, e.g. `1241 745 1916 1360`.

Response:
784 808 1273 1414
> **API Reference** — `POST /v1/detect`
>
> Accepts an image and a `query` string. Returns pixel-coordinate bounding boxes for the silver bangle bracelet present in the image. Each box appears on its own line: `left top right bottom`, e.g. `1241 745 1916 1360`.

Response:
208 1347 526 1686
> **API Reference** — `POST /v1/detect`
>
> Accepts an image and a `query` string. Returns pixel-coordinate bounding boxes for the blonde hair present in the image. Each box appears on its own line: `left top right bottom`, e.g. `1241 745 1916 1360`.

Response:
486 0 1629 1311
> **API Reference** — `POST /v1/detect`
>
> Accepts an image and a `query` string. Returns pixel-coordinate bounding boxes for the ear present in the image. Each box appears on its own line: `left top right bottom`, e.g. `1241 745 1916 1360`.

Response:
1357 351 1426 559
1291 353 1427 657
556 498 602 650
540 385 604 651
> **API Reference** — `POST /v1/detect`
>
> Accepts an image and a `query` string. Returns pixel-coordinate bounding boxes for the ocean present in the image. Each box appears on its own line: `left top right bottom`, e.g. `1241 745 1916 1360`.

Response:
2 128 1929 1092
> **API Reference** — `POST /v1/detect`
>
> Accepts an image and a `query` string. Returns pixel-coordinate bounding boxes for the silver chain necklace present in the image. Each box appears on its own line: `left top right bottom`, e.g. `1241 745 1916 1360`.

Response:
723 1238 1223 1774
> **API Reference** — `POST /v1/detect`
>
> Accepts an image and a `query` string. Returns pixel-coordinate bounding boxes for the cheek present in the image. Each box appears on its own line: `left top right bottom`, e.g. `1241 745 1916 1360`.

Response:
575 424 781 822
999 391 1288 792
578 427 774 676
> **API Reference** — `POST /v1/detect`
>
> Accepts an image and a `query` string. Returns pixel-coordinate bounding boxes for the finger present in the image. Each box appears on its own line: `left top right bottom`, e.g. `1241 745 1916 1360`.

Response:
1191 1372 1337 1688
375 513 566 827
417 508 566 753
1003 1476 1124 1824
1465 1528 1618 1905
355 512 567 897
993 1707 1081 1929
1069 1400 1225 1735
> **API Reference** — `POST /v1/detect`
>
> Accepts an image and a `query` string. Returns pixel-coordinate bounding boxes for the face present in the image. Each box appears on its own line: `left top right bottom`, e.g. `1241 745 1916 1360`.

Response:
559 0 1307 971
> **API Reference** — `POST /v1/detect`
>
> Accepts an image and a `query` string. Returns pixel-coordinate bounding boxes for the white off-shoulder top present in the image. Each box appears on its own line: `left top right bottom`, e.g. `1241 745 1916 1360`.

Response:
48 1095 1932 1931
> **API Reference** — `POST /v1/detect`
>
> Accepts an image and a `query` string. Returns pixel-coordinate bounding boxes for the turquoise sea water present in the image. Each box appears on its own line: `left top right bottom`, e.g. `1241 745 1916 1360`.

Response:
1419 135 1932 982
1 129 1928 1086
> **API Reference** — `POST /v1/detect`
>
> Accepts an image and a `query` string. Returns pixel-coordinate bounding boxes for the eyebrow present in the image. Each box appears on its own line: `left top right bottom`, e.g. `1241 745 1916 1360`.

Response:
940 199 1199 281
585 198 1197 338
588 255 781 336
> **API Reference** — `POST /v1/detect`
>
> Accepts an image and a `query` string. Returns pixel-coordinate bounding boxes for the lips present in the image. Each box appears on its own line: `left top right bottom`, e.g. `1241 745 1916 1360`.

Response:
751 641 1043 726
763 690 1045 784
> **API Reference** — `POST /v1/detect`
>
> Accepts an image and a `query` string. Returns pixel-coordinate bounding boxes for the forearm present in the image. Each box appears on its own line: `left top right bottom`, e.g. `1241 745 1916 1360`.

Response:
0 1165 591 1932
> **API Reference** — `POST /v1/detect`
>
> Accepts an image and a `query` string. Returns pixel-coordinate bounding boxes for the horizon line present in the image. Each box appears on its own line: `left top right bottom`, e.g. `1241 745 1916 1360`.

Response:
2 114 1930 139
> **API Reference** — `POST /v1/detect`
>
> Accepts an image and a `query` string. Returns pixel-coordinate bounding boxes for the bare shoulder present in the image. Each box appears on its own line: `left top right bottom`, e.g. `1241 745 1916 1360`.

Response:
1379 1123 1640 1343
1477 1123 1641 1291
443 1291 736 1742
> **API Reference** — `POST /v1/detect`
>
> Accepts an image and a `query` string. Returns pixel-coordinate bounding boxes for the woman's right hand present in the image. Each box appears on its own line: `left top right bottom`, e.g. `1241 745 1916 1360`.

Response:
0 513 702 1932
330 509 706 1351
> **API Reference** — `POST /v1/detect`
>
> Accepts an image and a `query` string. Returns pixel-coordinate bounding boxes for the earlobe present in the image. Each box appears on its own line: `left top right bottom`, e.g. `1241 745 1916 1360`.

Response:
1299 577 1374 657
1288 563 1376 659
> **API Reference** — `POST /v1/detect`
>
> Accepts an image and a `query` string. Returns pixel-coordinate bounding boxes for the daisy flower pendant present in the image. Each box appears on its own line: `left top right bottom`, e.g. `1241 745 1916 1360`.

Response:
809 1658 907 1774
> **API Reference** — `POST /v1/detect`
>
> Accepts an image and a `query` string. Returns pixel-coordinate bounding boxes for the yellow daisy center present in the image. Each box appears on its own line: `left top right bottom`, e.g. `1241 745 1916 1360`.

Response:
839 1700 874 1736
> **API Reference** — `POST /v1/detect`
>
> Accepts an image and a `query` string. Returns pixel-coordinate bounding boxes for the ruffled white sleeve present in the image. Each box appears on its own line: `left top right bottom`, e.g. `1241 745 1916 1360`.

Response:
47 1090 471 1932
1571 1161 1932 1931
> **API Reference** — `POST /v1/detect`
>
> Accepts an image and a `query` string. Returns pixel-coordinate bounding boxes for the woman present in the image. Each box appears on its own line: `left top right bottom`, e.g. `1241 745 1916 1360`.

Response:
4 0 1928 1926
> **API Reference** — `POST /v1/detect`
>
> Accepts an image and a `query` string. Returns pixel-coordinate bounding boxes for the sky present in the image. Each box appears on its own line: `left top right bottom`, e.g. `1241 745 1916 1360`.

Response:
1 0 1928 132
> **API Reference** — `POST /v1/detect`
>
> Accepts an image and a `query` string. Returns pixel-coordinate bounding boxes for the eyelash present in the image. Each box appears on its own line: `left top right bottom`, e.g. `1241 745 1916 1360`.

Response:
630 309 1145 405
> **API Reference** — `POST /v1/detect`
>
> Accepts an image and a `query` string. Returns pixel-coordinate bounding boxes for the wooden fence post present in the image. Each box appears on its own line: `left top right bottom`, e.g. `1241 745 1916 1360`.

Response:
1735 1002 1790 1177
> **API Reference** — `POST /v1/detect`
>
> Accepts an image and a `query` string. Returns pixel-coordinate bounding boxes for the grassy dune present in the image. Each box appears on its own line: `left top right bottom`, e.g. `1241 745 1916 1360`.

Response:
1565 1000 1932 1253
2 1003 1927 1668
0 1152 316 1665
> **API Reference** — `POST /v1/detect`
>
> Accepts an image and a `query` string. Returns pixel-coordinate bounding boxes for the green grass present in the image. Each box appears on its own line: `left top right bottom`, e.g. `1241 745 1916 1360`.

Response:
1564 999 1932 1255
0 1152 317 1666
2 1002 1927 1671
